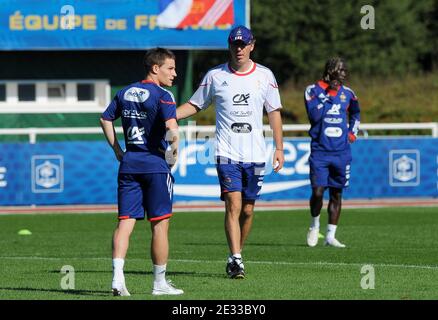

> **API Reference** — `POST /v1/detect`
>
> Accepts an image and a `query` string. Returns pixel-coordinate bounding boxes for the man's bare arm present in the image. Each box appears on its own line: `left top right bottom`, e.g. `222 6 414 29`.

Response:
176 102 200 120
100 118 124 161
267 110 284 172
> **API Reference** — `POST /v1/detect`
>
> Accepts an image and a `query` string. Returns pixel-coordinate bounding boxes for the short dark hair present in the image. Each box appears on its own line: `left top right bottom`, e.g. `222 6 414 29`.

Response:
143 48 175 74
323 57 346 81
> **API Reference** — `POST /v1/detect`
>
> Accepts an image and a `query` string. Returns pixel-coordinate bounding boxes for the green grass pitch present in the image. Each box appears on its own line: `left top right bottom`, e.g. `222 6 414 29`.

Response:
0 207 437 300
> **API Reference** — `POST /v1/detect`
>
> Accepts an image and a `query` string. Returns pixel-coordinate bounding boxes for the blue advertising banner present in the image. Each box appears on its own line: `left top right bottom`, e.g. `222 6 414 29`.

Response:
0 138 437 206
0 0 248 50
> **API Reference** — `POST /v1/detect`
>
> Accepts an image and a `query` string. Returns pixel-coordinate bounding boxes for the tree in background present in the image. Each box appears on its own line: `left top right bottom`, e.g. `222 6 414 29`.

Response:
250 0 434 83
189 0 438 124
424 0 438 69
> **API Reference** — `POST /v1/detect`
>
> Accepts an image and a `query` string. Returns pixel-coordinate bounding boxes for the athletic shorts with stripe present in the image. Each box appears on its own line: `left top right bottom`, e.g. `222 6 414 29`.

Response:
118 173 174 221
309 153 352 189
215 156 265 201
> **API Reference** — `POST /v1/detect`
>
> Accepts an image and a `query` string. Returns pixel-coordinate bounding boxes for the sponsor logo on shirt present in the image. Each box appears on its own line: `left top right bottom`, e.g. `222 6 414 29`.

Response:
324 127 343 138
124 87 150 103
324 117 343 124
340 92 347 103
318 93 330 103
221 81 228 87
232 93 250 106
326 104 341 115
231 123 252 133
123 109 147 119
230 110 253 118
127 126 145 144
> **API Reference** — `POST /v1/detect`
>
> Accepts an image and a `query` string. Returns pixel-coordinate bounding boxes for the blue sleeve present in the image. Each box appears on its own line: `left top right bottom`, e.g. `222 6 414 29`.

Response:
101 93 122 121
304 85 331 124
348 93 361 135
159 91 177 121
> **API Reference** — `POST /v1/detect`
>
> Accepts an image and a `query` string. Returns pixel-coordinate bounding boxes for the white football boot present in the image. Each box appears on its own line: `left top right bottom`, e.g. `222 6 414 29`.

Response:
324 238 346 248
112 283 131 296
152 280 184 296
307 227 320 247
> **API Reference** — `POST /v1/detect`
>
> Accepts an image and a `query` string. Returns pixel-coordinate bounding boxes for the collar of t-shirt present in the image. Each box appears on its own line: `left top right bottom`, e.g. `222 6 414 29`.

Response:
317 80 340 97
228 60 256 76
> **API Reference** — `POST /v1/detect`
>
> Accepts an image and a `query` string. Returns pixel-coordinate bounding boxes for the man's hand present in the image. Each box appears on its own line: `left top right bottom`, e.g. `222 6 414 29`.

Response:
164 123 179 169
168 141 178 168
348 132 357 143
329 79 340 90
161 143 178 169
163 144 178 168
273 149 284 173
326 58 347 90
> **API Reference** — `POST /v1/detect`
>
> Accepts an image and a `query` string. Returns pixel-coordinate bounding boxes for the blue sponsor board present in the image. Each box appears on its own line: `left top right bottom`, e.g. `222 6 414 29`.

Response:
0 0 248 50
0 138 437 205
0 142 117 205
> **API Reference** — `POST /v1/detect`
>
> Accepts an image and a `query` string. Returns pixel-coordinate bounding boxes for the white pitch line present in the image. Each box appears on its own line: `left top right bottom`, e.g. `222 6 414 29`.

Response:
171 258 438 271
1 256 438 271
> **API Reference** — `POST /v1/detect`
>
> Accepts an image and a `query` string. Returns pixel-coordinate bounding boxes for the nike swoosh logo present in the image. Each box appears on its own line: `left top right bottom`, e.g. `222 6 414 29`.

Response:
259 180 311 193
173 180 310 197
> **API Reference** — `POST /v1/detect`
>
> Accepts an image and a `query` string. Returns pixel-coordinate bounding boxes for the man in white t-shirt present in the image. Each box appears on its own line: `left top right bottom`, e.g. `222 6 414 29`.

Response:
177 25 284 279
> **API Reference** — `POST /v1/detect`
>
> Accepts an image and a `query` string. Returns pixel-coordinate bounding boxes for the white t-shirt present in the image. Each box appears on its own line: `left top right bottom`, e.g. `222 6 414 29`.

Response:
189 61 282 163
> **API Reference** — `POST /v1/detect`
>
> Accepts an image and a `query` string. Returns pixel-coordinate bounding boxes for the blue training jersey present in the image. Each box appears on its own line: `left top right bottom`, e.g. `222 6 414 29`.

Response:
304 80 360 153
101 80 176 174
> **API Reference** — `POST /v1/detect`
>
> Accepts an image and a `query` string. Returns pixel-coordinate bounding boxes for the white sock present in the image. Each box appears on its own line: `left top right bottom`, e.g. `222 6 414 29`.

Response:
153 264 167 285
112 258 125 287
232 253 244 268
326 224 337 241
227 254 233 263
311 215 320 229
232 253 242 260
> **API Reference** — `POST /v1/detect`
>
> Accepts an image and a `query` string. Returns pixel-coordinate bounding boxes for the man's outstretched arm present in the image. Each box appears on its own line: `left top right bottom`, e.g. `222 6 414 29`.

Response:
176 102 201 120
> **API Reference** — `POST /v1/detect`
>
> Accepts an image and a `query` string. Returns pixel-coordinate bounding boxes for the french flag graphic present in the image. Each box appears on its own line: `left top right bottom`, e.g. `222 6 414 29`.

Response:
157 0 234 29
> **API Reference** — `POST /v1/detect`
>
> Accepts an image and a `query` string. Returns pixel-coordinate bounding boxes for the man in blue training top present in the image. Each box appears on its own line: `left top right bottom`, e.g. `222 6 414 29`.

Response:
100 48 183 296
304 57 360 248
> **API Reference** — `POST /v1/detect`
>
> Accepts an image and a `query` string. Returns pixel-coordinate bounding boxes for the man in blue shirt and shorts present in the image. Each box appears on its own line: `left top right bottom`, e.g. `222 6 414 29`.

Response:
100 48 183 296
304 57 360 248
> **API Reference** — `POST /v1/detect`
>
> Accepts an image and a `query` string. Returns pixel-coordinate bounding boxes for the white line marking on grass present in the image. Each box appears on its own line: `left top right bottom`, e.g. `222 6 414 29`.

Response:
1 256 438 271
171 259 438 271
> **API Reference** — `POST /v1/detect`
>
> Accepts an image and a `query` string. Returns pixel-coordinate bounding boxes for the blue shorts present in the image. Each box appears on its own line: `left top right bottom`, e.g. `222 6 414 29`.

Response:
118 173 174 221
309 153 351 189
215 157 265 201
